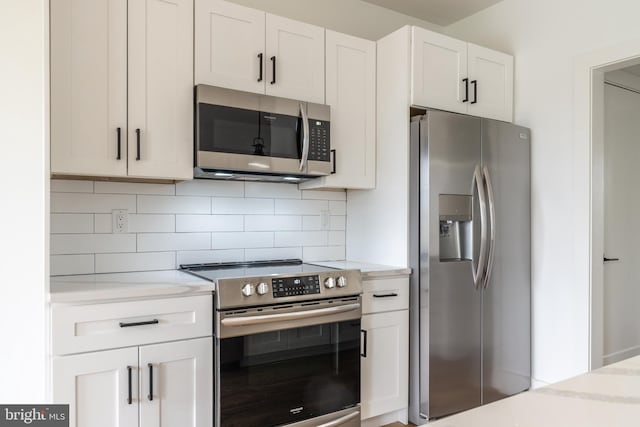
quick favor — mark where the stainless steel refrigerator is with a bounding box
[408,110,531,423]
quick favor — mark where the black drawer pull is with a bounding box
[373,293,399,298]
[331,149,337,174]
[135,128,141,160]
[462,78,469,103]
[270,56,276,84]
[119,319,159,328]
[127,366,133,405]
[148,363,154,401]
[361,329,367,358]
[257,53,263,82]
[116,127,122,160]
[471,80,478,104]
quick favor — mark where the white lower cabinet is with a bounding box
[53,337,212,427]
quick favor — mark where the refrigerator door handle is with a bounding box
[472,165,488,289]
[482,166,496,289]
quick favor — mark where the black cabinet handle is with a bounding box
[119,319,159,328]
[373,293,399,298]
[471,80,478,104]
[462,78,469,103]
[148,363,153,401]
[270,56,276,84]
[116,127,122,160]
[604,257,620,262]
[331,149,336,174]
[360,329,367,358]
[257,53,263,82]
[127,366,133,405]
[136,128,141,160]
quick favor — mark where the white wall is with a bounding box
[228,0,441,40]
[0,0,49,401]
[51,180,347,275]
[446,0,640,385]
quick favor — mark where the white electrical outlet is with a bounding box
[112,209,129,234]
[320,210,330,231]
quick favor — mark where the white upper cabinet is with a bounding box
[128,0,194,180]
[411,26,514,122]
[412,26,468,114]
[194,1,325,104]
[299,30,376,190]
[51,0,194,181]
[195,0,265,94]
[467,43,514,122]
[265,14,325,104]
[50,0,128,177]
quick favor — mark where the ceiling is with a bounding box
[361,0,504,26]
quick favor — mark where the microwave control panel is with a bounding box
[308,120,330,161]
[272,275,321,298]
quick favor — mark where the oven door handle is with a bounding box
[220,303,360,327]
[316,409,361,427]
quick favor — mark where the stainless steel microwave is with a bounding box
[194,85,331,182]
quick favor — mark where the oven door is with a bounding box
[215,298,362,427]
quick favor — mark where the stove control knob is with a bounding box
[256,282,269,296]
[324,277,336,289]
[337,276,347,288]
[242,284,255,297]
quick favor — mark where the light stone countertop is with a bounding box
[49,270,214,304]
[427,355,640,427]
[309,261,411,279]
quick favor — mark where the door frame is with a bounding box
[574,38,640,371]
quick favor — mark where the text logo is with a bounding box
[0,405,68,426]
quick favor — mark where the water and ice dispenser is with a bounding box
[439,194,473,261]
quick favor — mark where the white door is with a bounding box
[603,82,640,365]
[50,0,127,177]
[361,310,409,419]
[52,347,139,427]
[128,0,194,180]
[265,14,325,104]
[467,43,514,122]
[411,26,468,114]
[139,338,213,427]
[195,0,265,94]
[300,31,376,190]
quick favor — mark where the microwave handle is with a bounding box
[299,103,310,172]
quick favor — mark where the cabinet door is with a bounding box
[50,0,127,177]
[467,43,514,122]
[300,31,376,190]
[53,347,138,427]
[361,310,409,420]
[265,14,325,104]
[128,0,194,180]
[195,0,265,94]
[411,26,467,114]
[139,338,213,427]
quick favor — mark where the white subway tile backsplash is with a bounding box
[246,182,301,199]
[176,215,243,232]
[245,215,302,231]
[303,246,346,262]
[212,197,274,215]
[51,234,136,255]
[51,214,94,234]
[211,232,273,249]
[329,200,347,215]
[138,195,210,214]
[52,193,136,213]
[51,179,94,193]
[95,252,176,273]
[51,255,95,275]
[177,249,244,266]
[50,180,346,275]
[275,199,328,215]
[275,231,328,247]
[95,181,175,195]
[302,190,346,201]
[137,233,211,252]
[246,247,302,261]
[176,180,244,197]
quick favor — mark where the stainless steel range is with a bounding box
[181,259,363,427]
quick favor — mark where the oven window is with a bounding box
[218,320,361,427]
[199,104,301,159]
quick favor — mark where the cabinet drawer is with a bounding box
[52,295,213,355]
[362,277,409,314]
